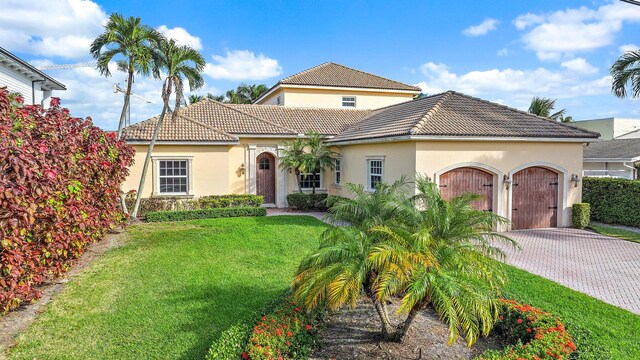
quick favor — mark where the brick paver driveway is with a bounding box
[501,228,640,315]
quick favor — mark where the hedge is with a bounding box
[572,203,590,229]
[582,177,640,227]
[125,194,264,218]
[0,89,134,314]
[286,193,328,211]
[145,207,266,222]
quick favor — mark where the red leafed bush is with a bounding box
[0,88,134,314]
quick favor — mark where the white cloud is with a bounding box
[560,58,598,75]
[203,50,282,81]
[157,25,202,50]
[463,18,499,37]
[416,61,610,109]
[0,0,107,59]
[619,43,639,53]
[497,48,509,57]
[514,1,640,60]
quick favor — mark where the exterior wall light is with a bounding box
[571,173,580,187]
[239,163,246,175]
[503,175,512,190]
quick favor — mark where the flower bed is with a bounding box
[206,293,323,360]
[478,299,576,359]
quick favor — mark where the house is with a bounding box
[0,47,66,106]
[572,117,640,140]
[122,63,599,230]
[583,138,640,179]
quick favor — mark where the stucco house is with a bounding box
[122,63,599,230]
[573,117,640,140]
[0,47,66,106]
[583,138,640,179]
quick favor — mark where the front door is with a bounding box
[256,153,276,204]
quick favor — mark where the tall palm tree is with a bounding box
[130,39,205,218]
[528,97,565,120]
[302,131,338,194]
[90,13,163,139]
[611,49,640,99]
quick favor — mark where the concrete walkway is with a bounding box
[502,228,640,315]
[266,208,328,222]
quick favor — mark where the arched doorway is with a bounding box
[256,153,276,204]
[439,167,494,212]
[511,166,559,229]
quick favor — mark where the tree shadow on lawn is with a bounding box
[161,281,288,360]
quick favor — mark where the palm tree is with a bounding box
[279,137,307,193]
[206,93,225,102]
[188,94,205,104]
[302,131,338,194]
[528,97,565,120]
[611,49,640,99]
[90,13,163,140]
[130,39,205,218]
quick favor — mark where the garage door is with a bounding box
[512,167,558,229]
[439,167,493,211]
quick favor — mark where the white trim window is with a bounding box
[367,159,384,190]
[158,160,189,194]
[334,158,342,185]
[299,172,321,189]
[342,96,356,107]
[276,95,282,106]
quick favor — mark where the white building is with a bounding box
[0,47,66,106]
[573,117,640,140]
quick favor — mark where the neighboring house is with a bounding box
[122,63,599,230]
[0,47,66,106]
[583,138,640,180]
[573,117,640,140]
[254,62,421,109]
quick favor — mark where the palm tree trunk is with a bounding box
[295,168,303,193]
[392,299,427,342]
[372,298,395,340]
[116,69,134,140]
[130,103,168,218]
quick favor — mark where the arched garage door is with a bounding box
[512,167,558,229]
[439,167,493,211]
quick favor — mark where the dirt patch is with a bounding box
[311,298,501,360]
[0,229,128,357]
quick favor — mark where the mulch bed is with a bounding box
[311,298,501,360]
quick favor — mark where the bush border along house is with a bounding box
[582,177,640,226]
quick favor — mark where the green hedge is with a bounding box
[572,203,590,229]
[582,177,640,227]
[126,194,264,218]
[286,193,329,211]
[145,207,266,222]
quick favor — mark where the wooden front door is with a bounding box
[439,167,493,211]
[256,153,276,204]
[512,167,558,229]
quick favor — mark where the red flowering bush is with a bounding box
[478,299,576,360]
[243,296,321,360]
[0,88,134,314]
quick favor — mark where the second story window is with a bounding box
[342,96,356,107]
[277,95,282,105]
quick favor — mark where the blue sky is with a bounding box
[2,0,640,130]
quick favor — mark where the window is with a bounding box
[367,159,383,190]
[259,157,270,170]
[276,95,282,106]
[158,160,188,194]
[334,158,342,185]
[342,96,356,107]
[299,172,321,189]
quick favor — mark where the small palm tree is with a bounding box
[188,94,205,104]
[279,137,307,193]
[130,39,205,218]
[611,49,640,99]
[90,13,163,139]
[528,97,565,120]
[302,131,338,194]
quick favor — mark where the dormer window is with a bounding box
[277,95,282,106]
[342,96,356,107]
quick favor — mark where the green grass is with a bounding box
[587,223,640,244]
[503,265,640,359]
[7,216,327,360]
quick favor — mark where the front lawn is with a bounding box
[7,216,326,360]
[587,223,640,244]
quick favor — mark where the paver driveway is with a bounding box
[501,228,640,314]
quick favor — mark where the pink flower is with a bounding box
[38,144,48,154]
[517,319,523,324]
[44,169,57,179]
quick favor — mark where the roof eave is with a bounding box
[328,135,600,146]
[125,140,239,145]
[584,157,640,162]
[0,47,66,90]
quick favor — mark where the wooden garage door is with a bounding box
[439,167,493,211]
[512,167,558,229]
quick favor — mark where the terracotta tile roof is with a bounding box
[226,104,371,135]
[277,62,422,92]
[329,91,601,142]
[122,112,239,143]
[584,138,640,160]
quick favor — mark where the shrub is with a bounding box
[572,203,590,229]
[145,207,266,222]
[286,193,328,211]
[206,322,252,360]
[478,299,576,360]
[582,177,640,227]
[0,89,134,314]
[125,194,264,218]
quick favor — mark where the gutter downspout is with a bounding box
[622,162,637,180]
[31,79,44,105]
